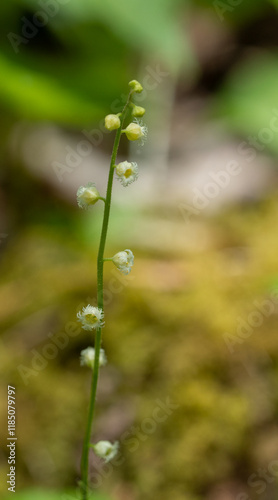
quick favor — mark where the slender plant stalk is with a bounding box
[80,92,133,500]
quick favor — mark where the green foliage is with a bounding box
[216,54,278,155]
[0,53,104,125]
[25,0,190,72]
[269,0,278,7]
[195,0,269,24]
[2,1,278,498]
[0,0,195,125]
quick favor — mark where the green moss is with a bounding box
[2,196,278,498]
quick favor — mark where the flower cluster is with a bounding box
[76,80,146,485]
[76,80,146,209]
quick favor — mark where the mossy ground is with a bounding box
[1,195,278,499]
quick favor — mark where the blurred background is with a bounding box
[1,1,278,499]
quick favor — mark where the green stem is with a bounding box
[80,91,132,500]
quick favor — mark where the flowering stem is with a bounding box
[80,92,132,500]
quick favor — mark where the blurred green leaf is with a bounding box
[25,0,193,73]
[269,0,278,7]
[195,0,268,25]
[216,53,278,155]
[0,0,196,124]
[0,53,104,125]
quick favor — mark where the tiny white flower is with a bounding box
[112,249,134,275]
[77,305,104,331]
[77,182,100,210]
[93,440,119,463]
[80,347,107,369]
[105,114,121,131]
[115,161,138,187]
[122,120,148,142]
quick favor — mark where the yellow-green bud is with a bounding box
[77,183,101,209]
[123,123,143,141]
[105,114,121,131]
[129,80,143,93]
[122,122,148,141]
[131,105,146,117]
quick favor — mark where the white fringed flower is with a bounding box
[77,183,100,210]
[80,347,107,369]
[122,120,148,142]
[93,441,119,463]
[115,161,138,187]
[112,249,134,275]
[77,305,104,331]
[105,114,121,131]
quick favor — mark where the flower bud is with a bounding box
[112,249,134,274]
[93,441,119,462]
[122,122,147,142]
[77,183,100,210]
[129,80,143,93]
[131,104,146,117]
[105,114,121,131]
[80,347,107,369]
[115,161,138,186]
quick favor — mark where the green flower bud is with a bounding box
[105,114,121,131]
[129,80,143,93]
[122,121,148,142]
[131,104,146,117]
